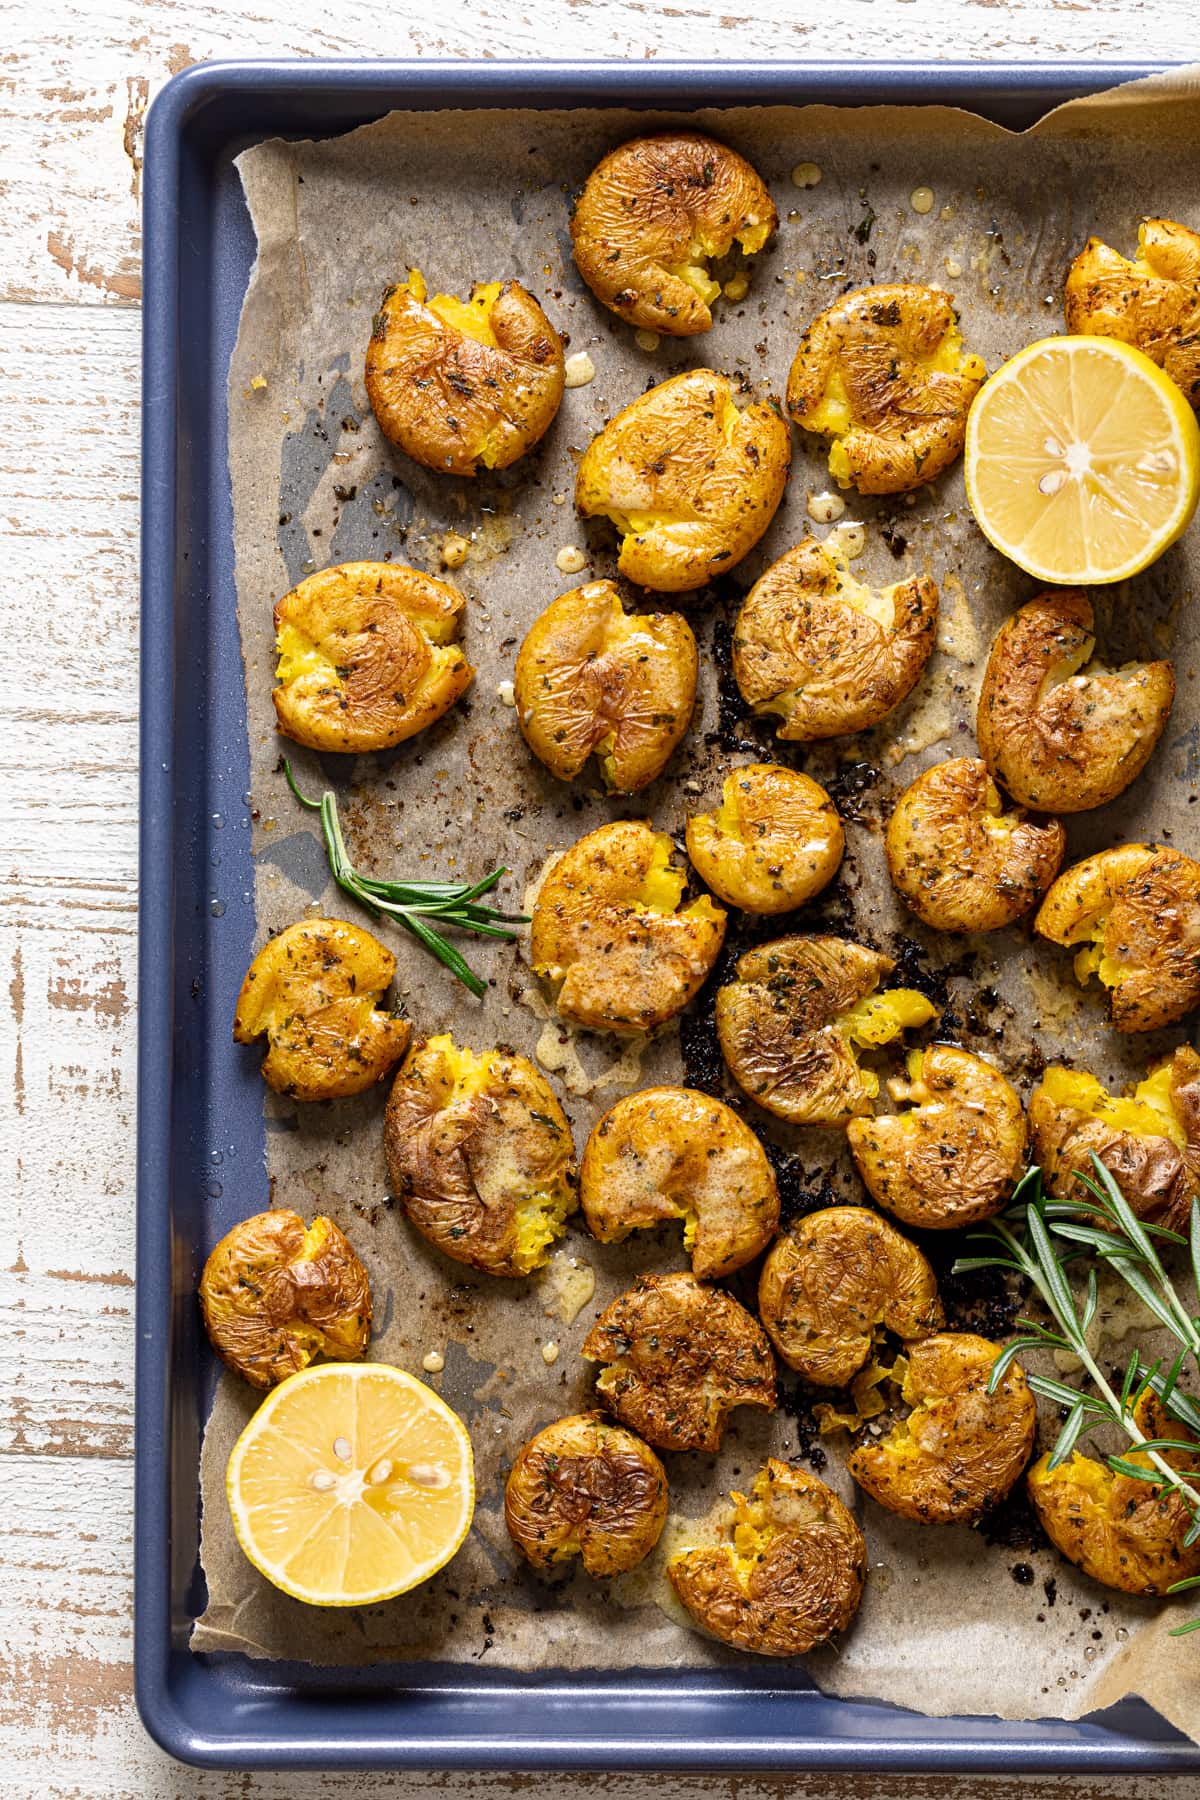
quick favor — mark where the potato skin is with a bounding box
[575,369,790,593]
[366,274,564,475]
[786,284,984,494]
[885,757,1065,933]
[668,1459,866,1657]
[232,918,411,1102]
[504,1413,668,1576]
[1028,1393,1200,1597]
[732,537,939,741]
[848,1332,1037,1525]
[686,764,844,915]
[531,821,726,1034]
[570,133,777,336]
[582,1270,776,1453]
[847,1045,1027,1230]
[715,935,915,1126]
[383,1036,576,1277]
[1064,219,1200,408]
[976,590,1174,813]
[758,1207,943,1386]
[272,561,474,754]
[1035,844,1200,1033]
[198,1209,371,1388]
[1029,1048,1200,1234]
[580,1086,779,1279]
[514,581,697,793]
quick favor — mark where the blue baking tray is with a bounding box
[137,58,1200,1772]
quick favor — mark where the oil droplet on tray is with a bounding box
[564,351,596,388]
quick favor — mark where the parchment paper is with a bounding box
[193,70,1200,1741]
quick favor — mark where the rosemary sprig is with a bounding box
[282,760,526,999]
[955,1159,1200,1633]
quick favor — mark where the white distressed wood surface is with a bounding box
[6,1,1200,1791]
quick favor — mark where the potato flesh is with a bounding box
[788,286,985,494]
[429,1039,580,1265]
[807,329,977,447]
[1038,1062,1186,1151]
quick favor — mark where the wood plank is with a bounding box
[9,7,1200,307]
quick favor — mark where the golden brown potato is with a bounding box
[581,1270,776,1453]
[715,935,938,1126]
[198,1209,371,1389]
[847,1332,1037,1525]
[513,581,697,793]
[1028,1391,1200,1597]
[1064,219,1200,408]
[570,132,777,336]
[685,764,844,914]
[885,757,1066,934]
[365,269,564,475]
[233,918,411,1102]
[757,1207,943,1386]
[383,1034,576,1277]
[786,284,986,494]
[504,1413,668,1576]
[731,537,940,741]
[668,1459,866,1656]
[579,1086,779,1279]
[272,561,474,754]
[847,1045,1027,1231]
[1035,843,1200,1033]
[574,369,790,593]
[530,821,726,1034]
[1029,1049,1200,1234]
[976,590,1174,813]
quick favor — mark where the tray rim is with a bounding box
[136,54,1200,1774]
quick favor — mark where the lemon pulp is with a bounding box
[964,334,1200,584]
[226,1362,474,1606]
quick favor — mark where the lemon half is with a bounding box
[964,335,1200,584]
[226,1362,475,1607]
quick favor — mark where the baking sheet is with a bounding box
[192,74,1200,1740]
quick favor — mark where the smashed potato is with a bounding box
[976,590,1174,813]
[1029,1050,1200,1234]
[579,1086,779,1279]
[514,580,697,793]
[198,1209,371,1389]
[530,821,726,1033]
[715,935,938,1125]
[383,1034,576,1277]
[1064,219,1200,408]
[731,537,939,741]
[847,1332,1037,1525]
[582,1270,776,1453]
[848,1045,1027,1230]
[504,1413,668,1576]
[571,132,777,336]
[668,1460,866,1657]
[233,918,411,1102]
[574,369,790,593]
[1035,843,1200,1033]
[757,1206,943,1387]
[272,561,474,753]
[685,763,844,914]
[786,284,985,494]
[1028,1391,1200,1597]
[885,757,1066,934]
[365,268,565,475]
